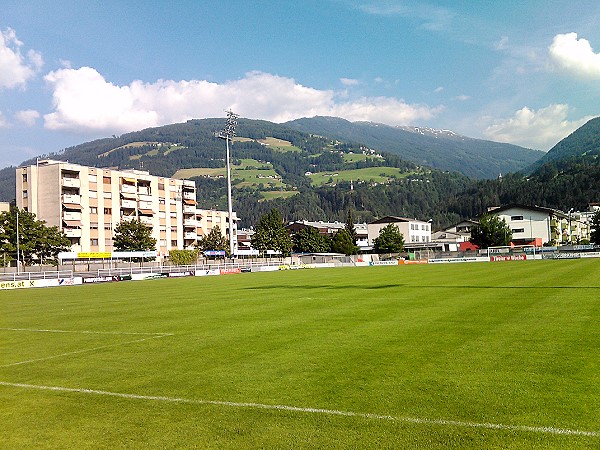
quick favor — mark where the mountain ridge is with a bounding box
[285,116,544,179]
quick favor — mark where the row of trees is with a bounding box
[4,204,599,269]
[249,209,405,256]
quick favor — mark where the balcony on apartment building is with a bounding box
[183,191,196,200]
[139,215,153,226]
[183,204,196,214]
[138,185,151,196]
[138,193,153,203]
[61,177,80,188]
[121,199,137,209]
[63,211,82,221]
[63,228,82,238]
[184,231,198,240]
[62,194,81,204]
[183,218,197,228]
[120,183,137,194]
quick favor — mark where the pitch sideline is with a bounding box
[0,381,597,438]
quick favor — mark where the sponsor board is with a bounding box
[251,266,279,273]
[195,269,221,277]
[429,257,484,264]
[1,278,83,290]
[220,268,241,275]
[580,252,600,258]
[370,260,398,266]
[167,271,194,278]
[491,255,527,262]
[83,276,118,283]
[546,253,582,260]
[0,280,34,290]
[399,259,428,265]
[130,273,168,281]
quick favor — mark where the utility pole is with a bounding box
[16,208,20,274]
[218,110,239,258]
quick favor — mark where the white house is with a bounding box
[488,204,590,246]
[367,216,431,247]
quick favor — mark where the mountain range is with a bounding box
[286,116,544,179]
[0,115,598,229]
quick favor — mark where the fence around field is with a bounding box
[1,245,599,283]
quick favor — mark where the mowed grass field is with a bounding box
[1,260,599,448]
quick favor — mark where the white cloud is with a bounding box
[494,36,509,51]
[340,77,360,86]
[454,94,470,101]
[43,67,441,134]
[433,86,444,93]
[0,111,9,128]
[15,109,40,126]
[0,28,43,89]
[357,1,453,32]
[548,32,600,78]
[484,104,593,150]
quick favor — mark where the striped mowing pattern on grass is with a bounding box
[2,260,599,448]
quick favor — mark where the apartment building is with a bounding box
[196,208,239,253]
[16,160,198,256]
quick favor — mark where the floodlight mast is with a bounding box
[218,110,239,258]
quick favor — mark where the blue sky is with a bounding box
[2,0,600,169]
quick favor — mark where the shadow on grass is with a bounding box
[244,284,600,290]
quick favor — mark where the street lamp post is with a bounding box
[218,110,239,258]
[568,208,574,244]
[16,208,20,274]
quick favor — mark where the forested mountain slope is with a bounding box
[286,116,544,179]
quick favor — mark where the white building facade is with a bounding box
[489,204,590,245]
[367,216,431,247]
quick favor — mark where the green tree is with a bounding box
[0,207,70,266]
[469,214,512,249]
[373,223,405,254]
[331,228,358,255]
[345,209,359,247]
[251,209,293,256]
[113,219,157,252]
[197,226,229,256]
[293,226,331,253]
[168,249,199,265]
[590,210,600,244]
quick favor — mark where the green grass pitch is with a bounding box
[1,260,599,448]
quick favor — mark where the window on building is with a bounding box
[104,208,112,215]
[512,228,525,233]
[103,192,112,199]
[89,174,97,182]
[90,239,99,246]
[90,223,98,230]
[22,174,27,182]
[103,176,111,184]
[171,240,177,247]
[511,215,524,221]
[90,207,98,214]
[22,190,28,198]
[89,190,97,198]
